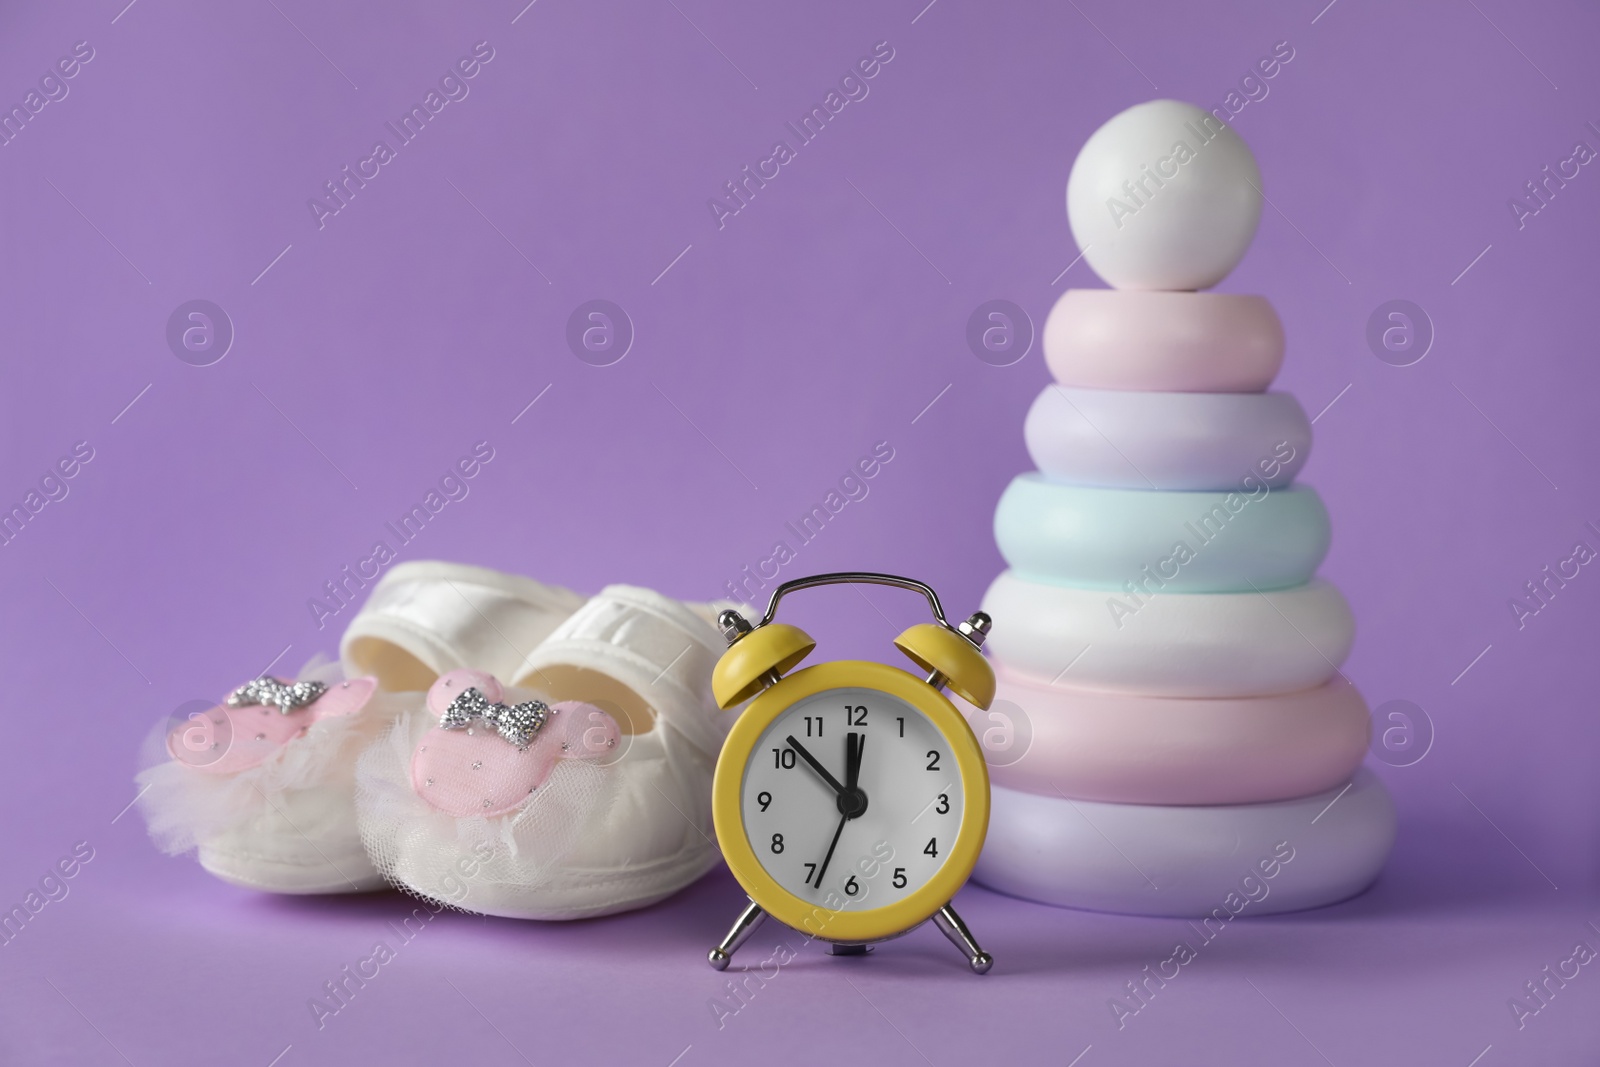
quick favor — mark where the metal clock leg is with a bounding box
[933,903,993,974]
[708,899,768,970]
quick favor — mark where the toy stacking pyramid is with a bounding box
[971,101,1395,917]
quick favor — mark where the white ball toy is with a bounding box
[1067,99,1262,290]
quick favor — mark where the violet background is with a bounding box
[2,0,1598,1063]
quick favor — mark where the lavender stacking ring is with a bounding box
[1025,386,1311,491]
[973,769,1395,916]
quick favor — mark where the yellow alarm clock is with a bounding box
[706,572,997,974]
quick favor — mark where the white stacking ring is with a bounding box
[982,571,1352,697]
[972,669,1370,805]
[1043,290,1284,393]
[973,769,1395,916]
[994,474,1331,593]
[1024,386,1311,491]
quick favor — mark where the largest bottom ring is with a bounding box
[972,769,1395,917]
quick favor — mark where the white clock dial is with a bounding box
[739,686,964,913]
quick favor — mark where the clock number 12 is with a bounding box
[846,705,868,727]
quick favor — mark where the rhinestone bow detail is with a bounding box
[440,687,550,749]
[226,677,328,716]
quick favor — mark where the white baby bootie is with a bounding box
[355,584,740,919]
[339,560,587,690]
[136,662,404,893]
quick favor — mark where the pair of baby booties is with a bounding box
[136,562,743,920]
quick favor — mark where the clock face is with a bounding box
[739,686,965,916]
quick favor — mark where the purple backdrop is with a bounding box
[3,0,1598,1063]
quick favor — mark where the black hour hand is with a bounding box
[845,731,863,793]
[786,735,846,796]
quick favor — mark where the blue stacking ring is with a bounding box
[993,473,1330,593]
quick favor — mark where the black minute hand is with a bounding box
[786,735,846,796]
[812,733,857,887]
[812,812,847,887]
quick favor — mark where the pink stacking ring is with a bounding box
[969,669,1370,806]
[1043,290,1284,393]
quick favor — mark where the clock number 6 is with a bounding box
[844,875,860,896]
